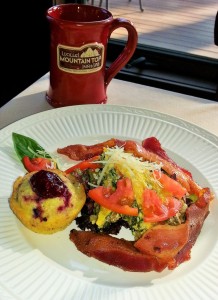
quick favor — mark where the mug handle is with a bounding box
[105,18,138,87]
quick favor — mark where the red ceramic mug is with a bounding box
[46,4,138,107]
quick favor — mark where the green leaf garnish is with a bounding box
[12,132,52,161]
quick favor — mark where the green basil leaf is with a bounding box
[12,132,52,161]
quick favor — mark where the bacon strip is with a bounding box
[134,223,189,263]
[57,137,214,201]
[57,138,124,160]
[123,140,201,194]
[170,203,210,269]
[142,137,193,177]
[57,138,197,193]
[70,229,167,272]
[134,203,209,270]
[69,203,210,272]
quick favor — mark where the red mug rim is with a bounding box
[47,4,113,24]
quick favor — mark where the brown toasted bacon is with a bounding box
[70,229,167,272]
[67,137,213,272]
[134,203,209,270]
[170,203,210,269]
[142,137,193,178]
[69,203,210,272]
[57,138,125,160]
[123,140,203,195]
[57,137,204,194]
[134,223,189,263]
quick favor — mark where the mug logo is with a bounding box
[57,43,104,74]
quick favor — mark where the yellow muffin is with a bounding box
[9,169,86,234]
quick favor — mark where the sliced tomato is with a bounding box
[142,188,182,222]
[153,170,187,199]
[65,155,101,174]
[22,156,56,172]
[165,197,183,217]
[88,178,138,216]
[142,189,168,222]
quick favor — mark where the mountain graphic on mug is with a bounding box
[81,48,100,57]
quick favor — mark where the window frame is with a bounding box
[107,39,218,101]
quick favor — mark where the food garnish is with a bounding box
[12,132,57,172]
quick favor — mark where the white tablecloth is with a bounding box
[0,73,217,136]
[0,72,218,300]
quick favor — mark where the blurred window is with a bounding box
[104,0,218,100]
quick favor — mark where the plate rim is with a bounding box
[0,104,218,300]
[0,104,217,144]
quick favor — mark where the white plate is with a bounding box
[0,104,217,300]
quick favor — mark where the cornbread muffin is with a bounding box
[9,169,86,234]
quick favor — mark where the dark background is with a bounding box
[0,0,52,107]
[0,0,94,108]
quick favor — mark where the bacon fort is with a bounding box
[58,137,214,272]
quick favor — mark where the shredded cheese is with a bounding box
[96,146,162,186]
